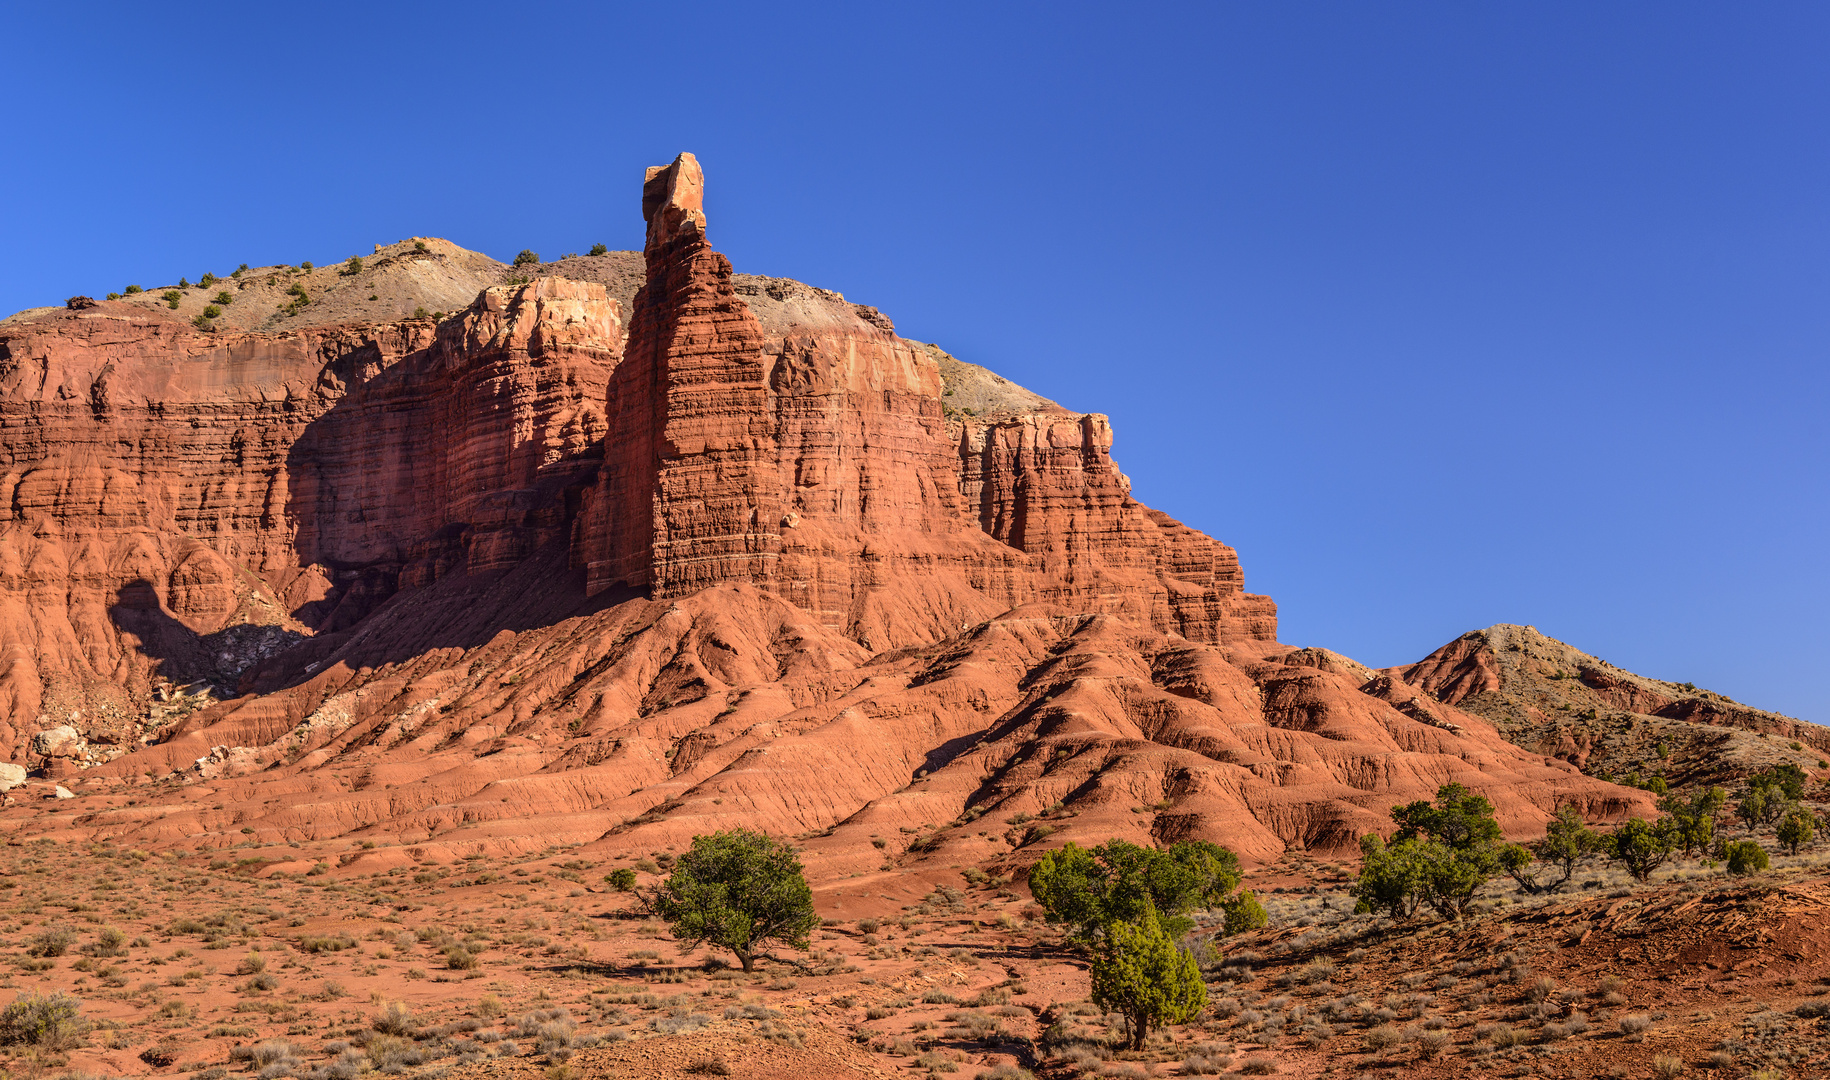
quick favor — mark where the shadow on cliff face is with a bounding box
[278,327,616,659]
[238,544,637,696]
[109,580,308,696]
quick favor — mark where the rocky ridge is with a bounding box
[1401,623,1825,788]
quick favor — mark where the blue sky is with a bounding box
[4,2,1826,718]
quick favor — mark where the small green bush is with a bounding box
[414,241,429,252]
[124,284,143,294]
[513,249,540,267]
[178,277,191,289]
[300,261,314,271]
[214,290,234,305]
[162,290,183,309]
[344,256,363,275]
[234,263,248,276]
[202,305,222,319]
[605,868,637,891]
[588,243,608,256]
[0,991,88,1048]
[192,315,215,331]
[106,292,120,301]
[199,272,217,287]
[1725,840,1769,876]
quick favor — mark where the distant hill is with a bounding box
[1400,623,1825,789]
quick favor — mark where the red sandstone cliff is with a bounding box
[0,152,1660,876]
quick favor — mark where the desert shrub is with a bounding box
[0,991,87,1048]
[685,1060,731,1076]
[1651,1054,1685,1078]
[588,244,608,256]
[300,262,313,271]
[372,1000,417,1037]
[1363,1024,1402,1050]
[215,290,234,305]
[163,290,183,309]
[193,314,216,331]
[203,304,222,319]
[344,257,363,275]
[125,284,143,294]
[249,1040,296,1067]
[1619,1013,1652,1038]
[446,944,480,970]
[514,250,539,267]
[366,1034,418,1070]
[26,928,75,957]
[606,868,637,891]
[1725,841,1769,876]
[1416,1029,1450,1058]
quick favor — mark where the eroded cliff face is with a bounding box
[0,278,621,759]
[578,153,1274,651]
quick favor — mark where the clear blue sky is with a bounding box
[4,3,1825,720]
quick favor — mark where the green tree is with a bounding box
[1608,817,1676,882]
[604,868,637,891]
[1414,838,1490,919]
[588,243,608,256]
[1350,833,1425,921]
[1359,782,1505,919]
[1088,908,1206,1050]
[1776,807,1817,855]
[1659,786,1726,857]
[1218,888,1267,935]
[214,290,234,305]
[1725,839,1769,875]
[1751,764,1808,800]
[1737,786,1765,831]
[1029,839,1242,943]
[344,256,364,275]
[1499,805,1602,895]
[1390,782,1503,854]
[514,249,540,267]
[655,829,818,973]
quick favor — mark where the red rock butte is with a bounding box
[0,152,1650,881]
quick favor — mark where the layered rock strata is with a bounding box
[0,279,620,756]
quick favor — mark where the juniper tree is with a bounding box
[1029,839,1243,943]
[655,829,817,973]
[1089,908,1206,1050]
